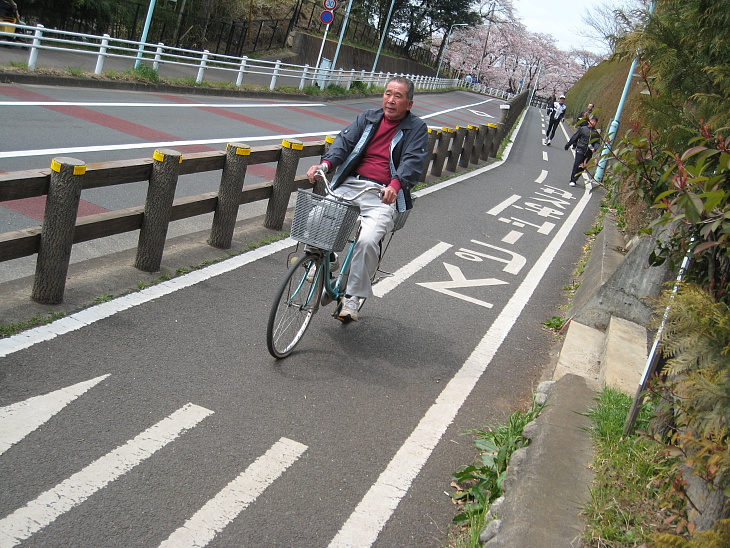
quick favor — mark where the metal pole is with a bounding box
[372,0,396,72]
[315,23,330,84]
[594,0,656,182]
[330,0,354,81]
[436,23,467,79]
[135,0,157,69]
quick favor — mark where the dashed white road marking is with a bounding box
[0,403,213,548]
[159,437,307,548]
[486,194,521,216]
[543,151,549,161]
[535,169,548,184]
[502,230,523,244]
[0,374,109,456]
[372,242,452,298]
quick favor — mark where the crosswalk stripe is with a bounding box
[159,437,308,547]
[0,403,213,548]
[0,374,110,456]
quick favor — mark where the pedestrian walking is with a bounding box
[565,116,599,186]
[576,103,595,127]
[544,95,566,145]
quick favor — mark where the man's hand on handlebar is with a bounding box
[380,185,397,205]
[306,163,328,184]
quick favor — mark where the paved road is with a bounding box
[0,86,598,545]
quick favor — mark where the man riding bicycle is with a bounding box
[306,76,429,321]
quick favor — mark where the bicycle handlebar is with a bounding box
[315,168,383,202]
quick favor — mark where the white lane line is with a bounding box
[328,184,594,548]
[0,238,295,358]
[159,437,307,548]
[0,403,213,548]
[372,242,452,298]
[1,99,501,159]
[0,374,109,456]
[535,169,548,184]
[0,102,326,108]
[420,99,495,120]
[0,132,334,159]
[543,151,548,161]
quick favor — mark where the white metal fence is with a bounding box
[0,22,513,98]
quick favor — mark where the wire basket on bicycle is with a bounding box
[290,190,360,252]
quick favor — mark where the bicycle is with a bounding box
[266,169,409,359]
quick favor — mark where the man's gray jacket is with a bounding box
[321,108,429,211]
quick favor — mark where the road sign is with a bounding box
[323,0,337,9]
[320,10,334,24]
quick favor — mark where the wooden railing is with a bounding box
[0,92,527,304]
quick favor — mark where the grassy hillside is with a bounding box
[564,58,644,135]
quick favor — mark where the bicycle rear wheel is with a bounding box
[267,253,323,358]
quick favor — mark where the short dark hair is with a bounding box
[386,76,415,101]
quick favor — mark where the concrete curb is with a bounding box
[478,214,662,546]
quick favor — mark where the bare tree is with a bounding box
[578,0,649,54]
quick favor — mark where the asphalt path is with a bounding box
[0,91,600,546]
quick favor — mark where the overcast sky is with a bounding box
[513,0,604,53]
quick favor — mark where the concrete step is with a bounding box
[552,315,648,395]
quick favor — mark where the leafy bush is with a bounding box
[133,64,160,84]
[450,394,544,524]
[649,284,730,500]
[350,80,368,93]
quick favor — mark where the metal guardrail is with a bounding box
[0,22,463,92]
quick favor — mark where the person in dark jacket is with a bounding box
[306,76,429,321]
[565,116,599,186]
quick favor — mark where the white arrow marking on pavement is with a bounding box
[535,169,548,184]
[372,242,452,298]
[159,437,308,548]
[0,374,110,456]
[466,109,495,118]
[0,403,213,548]
[416,263,509,308]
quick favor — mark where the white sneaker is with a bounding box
[569,181,577,186]
[337,297,359,321]
[546,139,551,146]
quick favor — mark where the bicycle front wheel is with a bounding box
[267,253,323,358]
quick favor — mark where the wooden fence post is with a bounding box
[32,157,86,304]
[472,124,487,164]
[265,138,303,231]
[420,128,440,183]
[446,126,467,172]
[208,143,250,249]
[135,148,182,272]
[460,125,477,168]
[431,127,453,177]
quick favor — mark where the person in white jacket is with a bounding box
[545,95,567,145]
